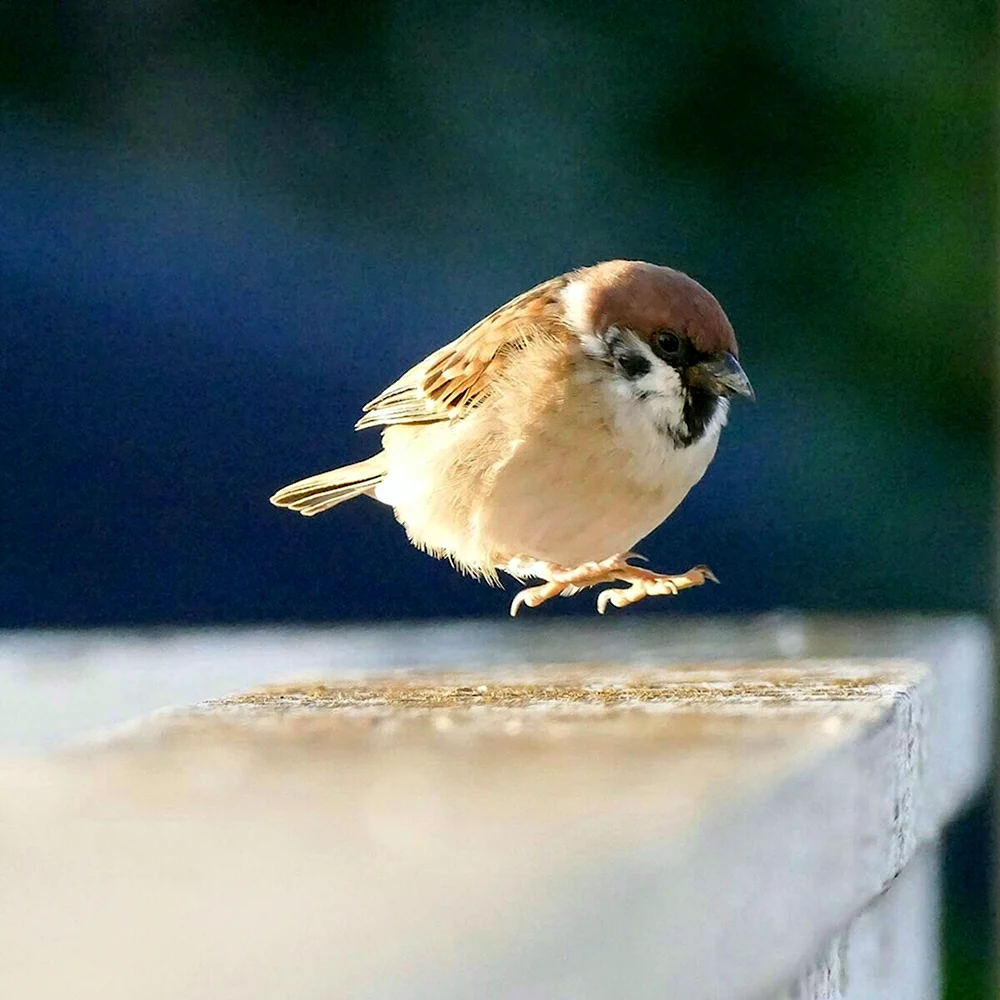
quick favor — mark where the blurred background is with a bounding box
[0,0,994,994]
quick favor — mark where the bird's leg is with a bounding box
[594,564,718,614]
[508,555,637,616]
[508,555,717,616]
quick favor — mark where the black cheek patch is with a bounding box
[616,350,651,380]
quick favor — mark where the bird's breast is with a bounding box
[479,368,725,567]
[377,348,725,574]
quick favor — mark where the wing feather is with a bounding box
[355,275,569,431]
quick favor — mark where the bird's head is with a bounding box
[563,260,754,446]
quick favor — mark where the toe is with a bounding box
[596,588,617,614]
[597,585,640,613]
[510,581,566,616]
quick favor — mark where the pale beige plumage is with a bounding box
[270,260,753,614]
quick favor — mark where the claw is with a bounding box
[510,581,568,616]
[596,588,621,615]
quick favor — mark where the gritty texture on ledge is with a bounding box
[207,662,920,711]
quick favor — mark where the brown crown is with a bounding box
[580,260,738,358]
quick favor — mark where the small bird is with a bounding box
[271,260,753,615]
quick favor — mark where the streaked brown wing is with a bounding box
[355,275,569,431]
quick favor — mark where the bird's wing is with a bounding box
[355,276,570,430]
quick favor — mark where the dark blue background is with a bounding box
[1,122,991,625]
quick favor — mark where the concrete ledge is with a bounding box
[781,843,941,1000]
[0,617,990,999]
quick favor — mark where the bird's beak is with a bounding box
[689,351,755,401]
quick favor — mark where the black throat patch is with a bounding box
[675,387,720,447]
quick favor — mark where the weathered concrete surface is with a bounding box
[0,638,989,1000]
[780,844,940,1000]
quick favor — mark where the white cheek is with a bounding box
[607,334,688,434]
[635,355,687,426]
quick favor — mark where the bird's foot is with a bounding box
[595,564,718,614]
[508,554,637,616]
[509,555,716,616]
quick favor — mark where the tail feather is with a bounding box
[270,453,387,516]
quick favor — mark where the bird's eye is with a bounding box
[653,331,682,360]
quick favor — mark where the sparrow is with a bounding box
[270,260,753,615]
